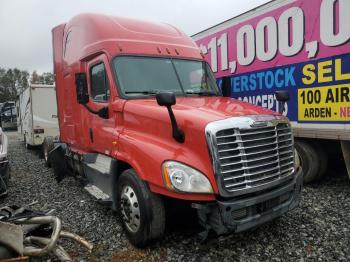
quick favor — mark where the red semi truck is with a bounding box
[51,14,303,247]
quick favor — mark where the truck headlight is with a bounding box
[162,161,213,193]
[294,149,301,172]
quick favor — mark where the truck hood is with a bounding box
[124,96,279,127]
[121,96,281,194]
[122,95,281,148]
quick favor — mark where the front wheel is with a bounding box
[117,169,165,247]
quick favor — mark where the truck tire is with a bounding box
[295,140,319,183]
[313,143,328,180]
[24,135,32,150]
[42,136,55,167]
[117,169,165,247]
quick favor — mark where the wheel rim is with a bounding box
[120,185,140,233]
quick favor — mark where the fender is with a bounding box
[113,132,218,201]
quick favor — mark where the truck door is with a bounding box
[86,55,116,154]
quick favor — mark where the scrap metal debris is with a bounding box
[0,205,93,261]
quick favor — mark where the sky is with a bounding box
[0,0,270,73]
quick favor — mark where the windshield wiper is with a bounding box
[185,90,218,96]
[125,90,158,96]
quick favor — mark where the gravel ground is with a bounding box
[1,131,350,261]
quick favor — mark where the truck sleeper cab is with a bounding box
[51,14,303,247]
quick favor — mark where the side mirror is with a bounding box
[156,92,185,143]
[75,73,89,104]
[156,92,176,107]
[221,76,231,97]
[275,90,290,102]
[275,90,290,114]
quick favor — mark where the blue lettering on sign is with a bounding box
[217,53,350,123]
[257,72,264,90]
[231,66,296,92]
[275,69,284,88]
[265,71,274,89]
[249,74,257,91]
[285,67,296,86]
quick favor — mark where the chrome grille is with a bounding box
[206,116,295,196]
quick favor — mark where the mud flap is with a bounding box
[341,140,350,179]
[49,144,69,183]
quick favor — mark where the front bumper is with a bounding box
[196,168,303,235]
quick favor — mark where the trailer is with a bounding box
[17,84,59,160]
[193,0,350,183]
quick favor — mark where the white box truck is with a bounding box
[17,84,59,164]
[193,0,350,183]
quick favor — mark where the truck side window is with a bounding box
[90,63,110,102]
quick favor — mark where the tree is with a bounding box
[42,72,54,85]
[0,67,53,103]
[20,71,29,90]
[31,70,40,84]
[30,71,54,85]
[0,67,31,102]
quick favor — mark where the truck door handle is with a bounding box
[89,128,94,143]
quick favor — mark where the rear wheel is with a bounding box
[295,140,320,183]
[24,135,32,150]
[42,136,55,167]
[117,169,165,247]
[313,143,328,179]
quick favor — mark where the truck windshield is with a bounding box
[112,56,220,98]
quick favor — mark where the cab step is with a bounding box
[82,153,116,208]
[85,154,111,175]
[84,184,110,201]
